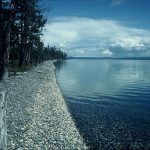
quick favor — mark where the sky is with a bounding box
[41,0,150,57]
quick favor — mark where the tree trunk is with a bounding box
[0,0,4,80]
[19,16,24,67]
[0,0,9,80]
[0,1,11,80]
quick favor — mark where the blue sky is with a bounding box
[41,0,150,57]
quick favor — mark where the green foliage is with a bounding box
[0,0,66,80]
[44,46,67,60]
[8,0,66,67]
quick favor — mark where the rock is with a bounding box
[1,61,88,150]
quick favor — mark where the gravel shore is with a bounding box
[1,61,87,150]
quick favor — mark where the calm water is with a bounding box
[55,59,150,150]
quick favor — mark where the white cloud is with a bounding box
[111,37,145,50]
[111,0,127,6]
[42,16,150,57]
[101,49,113,56]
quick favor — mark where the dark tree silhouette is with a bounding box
[0,0,14,80]
[0,0,66,80]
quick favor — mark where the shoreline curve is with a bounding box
[1,61,88,149]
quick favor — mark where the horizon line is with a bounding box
[67,56,150,60]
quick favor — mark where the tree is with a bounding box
[11,0,47,67]
[0,0,14,80]
[0,0,66,81]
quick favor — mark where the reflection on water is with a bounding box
[55,59,150,150]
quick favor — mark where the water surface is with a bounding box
[55,59,150,150]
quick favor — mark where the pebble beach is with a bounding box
[1,61,87,150]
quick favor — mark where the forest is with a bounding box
[0,0,66,80]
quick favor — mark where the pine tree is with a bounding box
[0,0,66,80]
[0,0,14,80]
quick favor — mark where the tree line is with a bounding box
[0,0,66,80]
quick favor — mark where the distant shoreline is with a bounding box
[67,57,150,60]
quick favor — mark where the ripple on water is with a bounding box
[56,59,150,150]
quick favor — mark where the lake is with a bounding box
[55,59,150,150]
